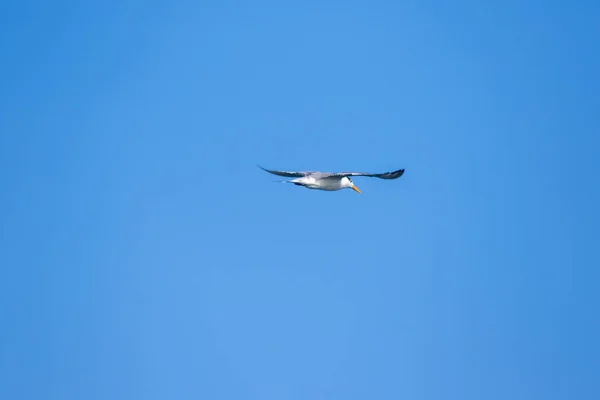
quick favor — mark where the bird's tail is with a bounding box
[273,180,304,187]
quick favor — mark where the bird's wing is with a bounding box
[257,165,313,177]
[331,168,405,179]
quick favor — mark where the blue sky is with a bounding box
[1,1,599,399]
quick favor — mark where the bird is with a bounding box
[258,165,405,194]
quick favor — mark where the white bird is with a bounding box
[258,165,405,194]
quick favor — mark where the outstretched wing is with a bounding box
[257,165,313,178]
[332,168,405,180]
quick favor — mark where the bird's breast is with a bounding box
[313,178,343,191]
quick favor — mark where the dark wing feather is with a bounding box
[333,168,405,179]
[257,165,312,178]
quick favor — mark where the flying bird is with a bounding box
[258,165,405,194]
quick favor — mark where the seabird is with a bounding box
[258,165,405,194]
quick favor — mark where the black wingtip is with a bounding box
[385,168,405,179]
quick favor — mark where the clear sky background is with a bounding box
[1,1,599,399]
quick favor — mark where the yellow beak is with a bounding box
[351,185,361,194]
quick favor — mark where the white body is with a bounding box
[290,176,356,192]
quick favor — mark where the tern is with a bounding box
[258,165,405,194]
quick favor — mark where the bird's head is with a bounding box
[342,177,361,194]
